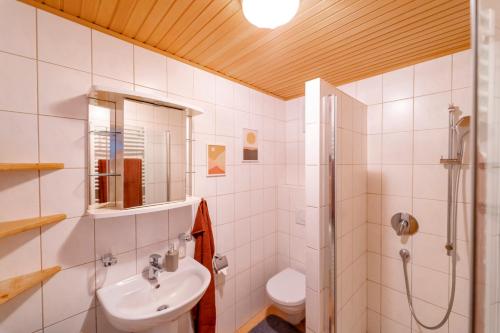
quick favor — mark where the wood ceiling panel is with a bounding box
[145,0,194,46]
[23,0,471,100]
[254,2,469,88]
[80,0,100,22]
[121,0,157,37]
[134,0,175,42]
[164,0,232,53]
[232,0,461,80]
[108,0,138,33]
[62,0,81,16]
[94,0,118,27]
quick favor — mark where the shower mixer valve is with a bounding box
[391,212,419,236]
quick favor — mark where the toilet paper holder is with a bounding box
[212,253,228,275]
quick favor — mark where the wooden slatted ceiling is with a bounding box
[22,0,470,100]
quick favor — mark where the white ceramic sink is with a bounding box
[97,256,211,332]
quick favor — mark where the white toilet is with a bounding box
[265,268,306,325]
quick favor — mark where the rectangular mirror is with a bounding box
[88,96,190,210]
[123,99,187,207]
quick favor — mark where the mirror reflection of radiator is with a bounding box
[92,126,146,206]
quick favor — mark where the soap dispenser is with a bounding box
[164,243,179,272]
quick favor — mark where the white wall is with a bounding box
[0,2,286,332]
[275,97,306,273]
[338,50,473,333]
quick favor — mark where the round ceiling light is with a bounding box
[242,0,300,29]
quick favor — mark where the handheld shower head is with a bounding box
[455,115,471,143]
[455,115,470,159]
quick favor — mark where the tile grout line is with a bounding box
[89,28,100,333]
[32,8,48,332]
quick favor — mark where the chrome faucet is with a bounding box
[146,254,163,281]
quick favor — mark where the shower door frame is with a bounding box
[326,94,337,333]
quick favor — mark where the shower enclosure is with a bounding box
[473,0,500,332]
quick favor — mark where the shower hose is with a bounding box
[399,161,462,330]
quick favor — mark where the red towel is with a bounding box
[191,199,216,333]
[97,159,143,208]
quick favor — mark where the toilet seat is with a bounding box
[266,268,305,306]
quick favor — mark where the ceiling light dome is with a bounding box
[242,0,300,29]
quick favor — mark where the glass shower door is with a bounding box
[474,1,500,332]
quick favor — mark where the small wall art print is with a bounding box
[207,144,226,176]
[243,129,258,161]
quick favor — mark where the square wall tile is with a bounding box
[41,216,94,269]
[44,308,96,333]
[37,10,91,71]
[136,210,169,247]
[0,0,36,58]
[168,206,193,239]
[380,286,411,327]
[380,195,412,226]
[0,172,39,221]
[356,75,383,105]
[413,128,448,164]
[216,76,235,108]
[42,262,95,326]
[452,49,472,89]
[0,229,41,280]
[167,58,193,98]
[413,91,451,130]
[38,62,91,119]
[0,111,38,163]
[134,46,167,91]
[39,116,86,168]
[92,30,133,82]
[95,215,136,259]
[413,165,447,200]
[0,52,37,114]
[413,198,447,237]
[0,288,42,333]
[382,99,413,133]
[234,84,250,112]
[414,55,452,96]
[381,165,412,197]
[367,104,382,134]
[412,265,449,308]
[40,169,87,219]
[193,68,216,103]
[96,250,137,289]
[383,66,414,102]
[381,132,412,165]
[215,106,235,137]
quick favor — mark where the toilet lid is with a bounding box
[266,268,305,306]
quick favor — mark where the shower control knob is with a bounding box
[391,212,418,236]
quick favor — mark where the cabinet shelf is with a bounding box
[0,214,67,239]
[88,196,200,219]
[89,130,121,136]
[0,163,64,171]
[0,266,61,304]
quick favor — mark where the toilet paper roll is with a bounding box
[213,254,228,274]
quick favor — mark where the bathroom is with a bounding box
[0,0,498,332]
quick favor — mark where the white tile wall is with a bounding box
[339,50,473,333]
[0,3,285,332]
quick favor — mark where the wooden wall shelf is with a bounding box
[0,214,67,239]
[0,266,61,304]
[0,163,64,171]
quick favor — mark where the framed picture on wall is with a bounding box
[242,128,258,162]
[207,144,226,176]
